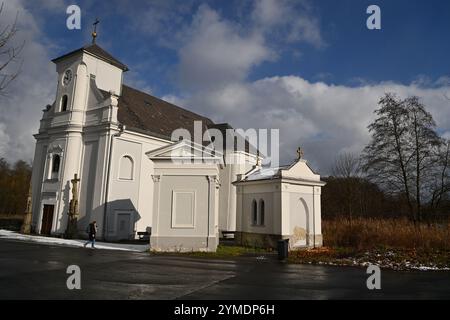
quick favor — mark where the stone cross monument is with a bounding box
[65,173,80,238]
[20,183,32,234]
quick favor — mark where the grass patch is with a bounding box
[152,244,273,258]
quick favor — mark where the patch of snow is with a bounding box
[412,265,450,271]
[0,229,149,252]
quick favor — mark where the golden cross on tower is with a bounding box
[92,18,100,44]
[296,147,304,160]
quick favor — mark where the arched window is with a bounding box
[61,95,68,112]
[252,199,257,225]
[259,199,265,226]
[52,155,60,173]
[119,155,134,180]
[51,155,60,179]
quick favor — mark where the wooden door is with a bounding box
[40,205,54,235]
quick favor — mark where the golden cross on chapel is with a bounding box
[296,147,304,160]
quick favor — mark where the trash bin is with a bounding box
[277,239,289,260]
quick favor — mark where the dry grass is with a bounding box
[289,218,450,270]
[323,218,450,251]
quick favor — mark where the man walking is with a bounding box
[84,221,97,249]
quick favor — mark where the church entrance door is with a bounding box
[41,204,54,235]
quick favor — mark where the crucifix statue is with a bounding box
[21,183,33,234]
[70,174,80,219]
[92,18,100,44]
[296,147,304,160]
[66,173,80,238]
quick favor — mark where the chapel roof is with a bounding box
[237,160,324,185]
[241,166,290,181]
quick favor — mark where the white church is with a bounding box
[29,41,325,252]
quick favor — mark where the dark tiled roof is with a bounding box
[207,123,256,154]
[52,44,129,71]
[117,85,214,141]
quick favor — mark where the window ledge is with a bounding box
[118,178,134,181]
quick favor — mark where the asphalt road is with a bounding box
[0,239,449,300]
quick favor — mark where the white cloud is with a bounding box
[177,4,274,90]
[252,0,324,48]
[176,76,450,174]
[2,0,449,180]
[0,0,55,163]
[150,2,449,173]
[252,0,285,26]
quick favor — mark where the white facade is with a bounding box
[30,44,323,252]
[147,141,221,252]
[234,159,325,249]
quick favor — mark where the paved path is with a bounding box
[0,239,449,299]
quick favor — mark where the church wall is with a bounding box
[218,151,258,235]
[76,131,106,239]
[78,139,98,230]
[218,163,232,233]
[149,154,220,252]
[284,184,323,248]
[58,132,84,234]
[235,180,323,249]
[31,141,48,230]
[85,105,108,125]
[158,176,209,237]
[235,181,282,248]
[313,186,323,246]
[83,54,123,95]
[104,131,170,240]
[107,137,141,240]
[31,131,81,236]
[287,190,312,248]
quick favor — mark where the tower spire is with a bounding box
[92,18,100,44]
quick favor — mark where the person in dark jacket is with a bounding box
[84,221,97,249]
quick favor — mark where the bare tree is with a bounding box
[428,139,450,216]
[363,93,445,222]
[363,93,416,220]
[330,152,363,221]
[0,2,23,95]
[405,96,441,220]
[332,152,362,178]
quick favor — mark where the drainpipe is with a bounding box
[206,176,211,250]
[102,123,125,240]
[312,186,316,248]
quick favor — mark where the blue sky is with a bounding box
[30,0,450,95]
[1,0,450,171]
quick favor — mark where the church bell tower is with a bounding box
[31,26,128,236]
